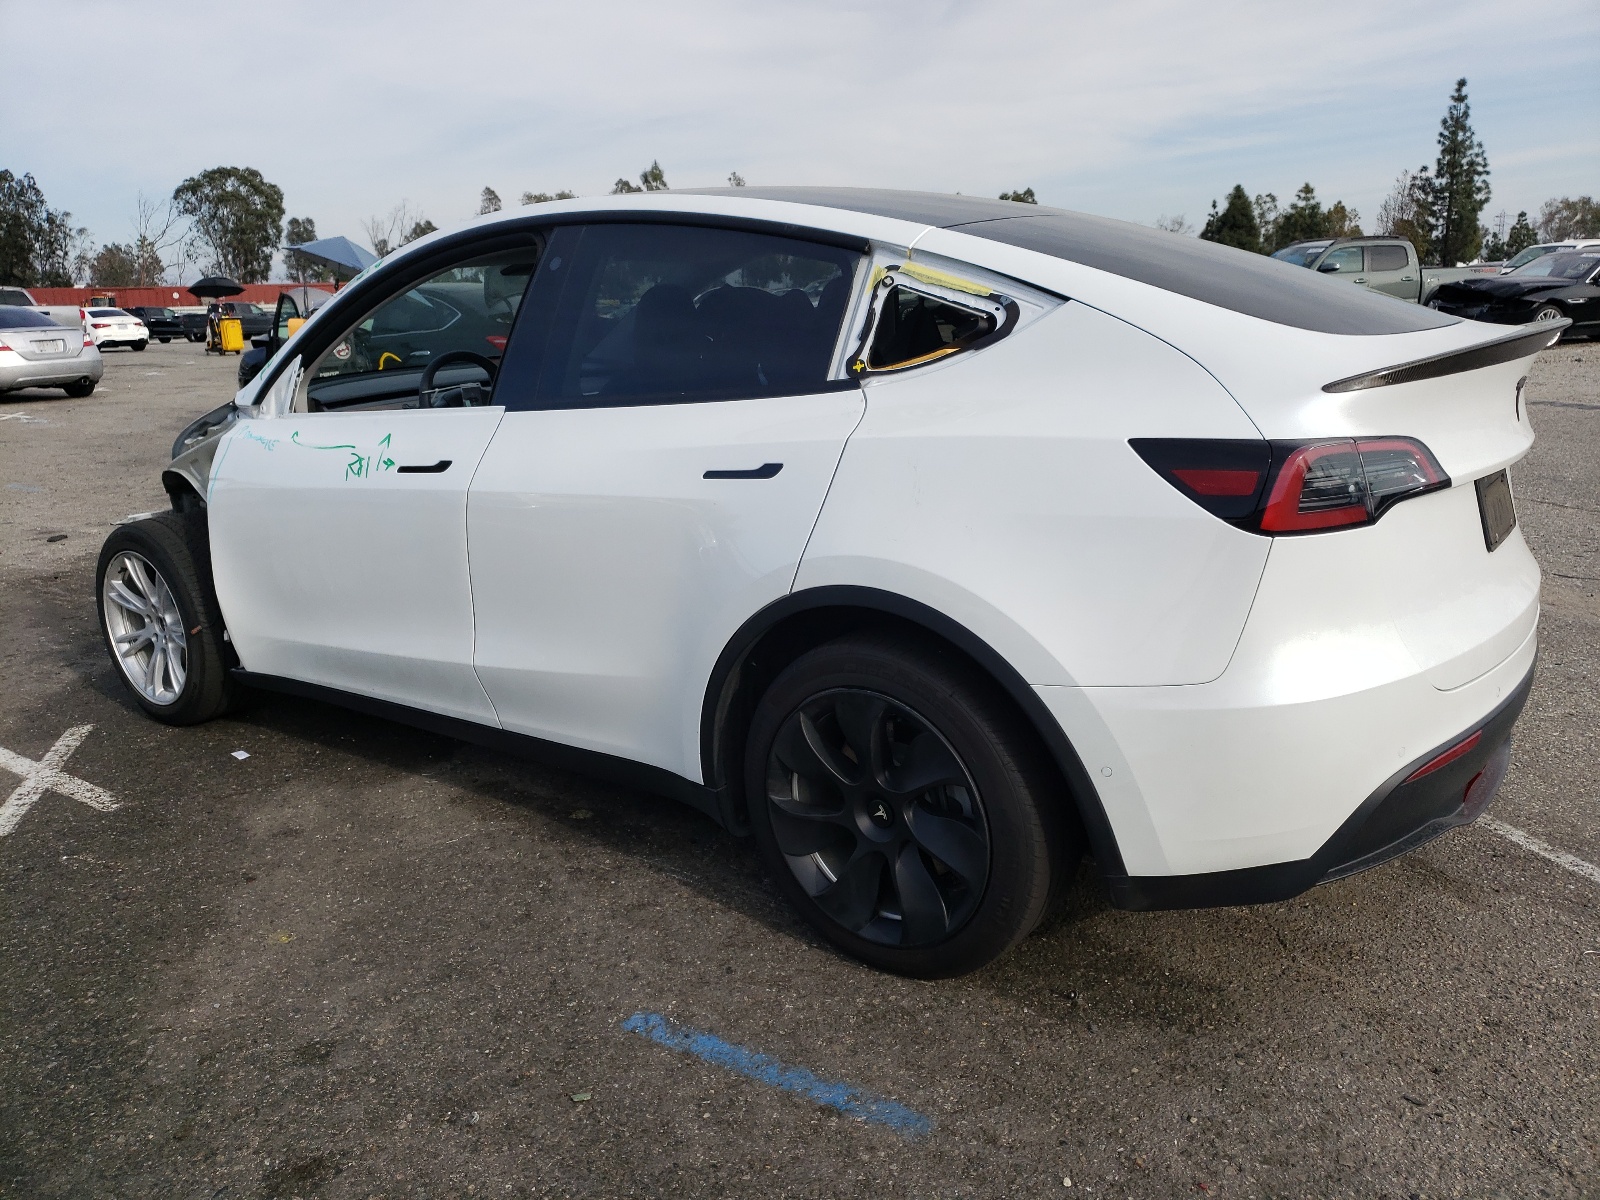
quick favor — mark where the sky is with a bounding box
[4,0,1596,270]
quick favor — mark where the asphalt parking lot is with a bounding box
[2,338,1597,1200]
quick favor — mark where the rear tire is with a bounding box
[132,340,148,352]
[63,380,95,398]
[96,511,239,725]
[745,634,1078,977]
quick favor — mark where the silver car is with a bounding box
[0,308,103,397]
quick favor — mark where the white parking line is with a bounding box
[0,725,122,838]
[1483,817,1600,887]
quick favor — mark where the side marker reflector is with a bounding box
[1404,729,1482,783]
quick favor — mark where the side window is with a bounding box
[303,244,541,412]
[1321,246,1365,274]
[853,266,1016,374]
[530,223,863,408]
[1368,245,1409,273]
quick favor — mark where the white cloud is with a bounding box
[4,0,1595,253]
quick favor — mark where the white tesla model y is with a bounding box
[98,189,1556,976]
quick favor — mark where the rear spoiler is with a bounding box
[1323,322,1569,393]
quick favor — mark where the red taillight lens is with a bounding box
[83,331,94,346]
[91,322,111,329]
[485,335,508,351]
[1404,729,1481,783]
[1133,436,1449,535]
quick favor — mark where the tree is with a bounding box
[1260,184,1361,251]
[127,192,185,285]
[173,166,285,282]
[520,190,575,205]
[1481,213,1508,263]
[479,187,502,215]
[362,202,430,257]
[998,188,1037,204]
[727,171,746,187]
[1376,168,1435,263]
[1199,185,1260,253]
[1537,196,1599,241]
[89,241,162,287]
[1429,78,1490,267]
[283,216,330,283]
[0,170,87,287]
[613,161,670,195]
[1505,211,1539,256]
[640,161,669,191]
[1154,214,1194,235]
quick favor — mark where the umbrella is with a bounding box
[286,236,378,274]
[188,276,244,299]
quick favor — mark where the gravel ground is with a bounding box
[1,338,1596,1200]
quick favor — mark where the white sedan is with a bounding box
[96,188,1554,976]
[85,307,149,351]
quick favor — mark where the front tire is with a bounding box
[96,512,238,725]
[159,337,172,344]
[1532,304,1565,337]
[745,635,1077,977]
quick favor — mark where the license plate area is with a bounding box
[32,339,65,354]
[1475,469,1517,552]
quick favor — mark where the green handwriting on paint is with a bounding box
[291,430,396,481]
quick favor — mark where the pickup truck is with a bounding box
[1269,237,1497,304]
[179,300,273,343]
[0,286,85,332]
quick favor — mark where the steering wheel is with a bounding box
[417,350,498,407]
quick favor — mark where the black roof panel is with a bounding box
[685,187,1457,335]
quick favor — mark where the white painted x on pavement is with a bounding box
[0,725,121,838]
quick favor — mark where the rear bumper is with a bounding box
[1102,659,1532,909]
[0,354,102,389]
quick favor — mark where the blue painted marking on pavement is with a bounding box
[620,1011,933,1138]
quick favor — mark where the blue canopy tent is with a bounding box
[285,236,378,279]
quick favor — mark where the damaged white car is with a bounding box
[99,189,1555,976]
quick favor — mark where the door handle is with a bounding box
[704,462,783,480]
[397,460,453,474]
[1402,275,1415,281]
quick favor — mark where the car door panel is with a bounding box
[468,391,863,778]
[209,407,505,722]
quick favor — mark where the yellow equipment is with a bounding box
[209,316,245,355]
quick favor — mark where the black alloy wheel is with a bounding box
[746,635,1075,977]
[765,688,990,948]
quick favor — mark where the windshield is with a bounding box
[1512,252,1600,280]
[1270,241,1333,268]
[1503,245,1567,271]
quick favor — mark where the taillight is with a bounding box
[92,322,111,329]
[1132,436,1449,535]
[83,330,94,347]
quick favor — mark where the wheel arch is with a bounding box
[700,584,1127,874]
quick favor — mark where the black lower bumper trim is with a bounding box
[1104,657,1535,911]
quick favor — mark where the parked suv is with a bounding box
[99,190,1551,977]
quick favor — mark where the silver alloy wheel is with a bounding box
[1534,306,1563,321]
[102,550,188,706]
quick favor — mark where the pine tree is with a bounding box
[1199,185,1261,253]
[1505,212,1539,256]
[1430,79,1491,267]
[479,187,502,215]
